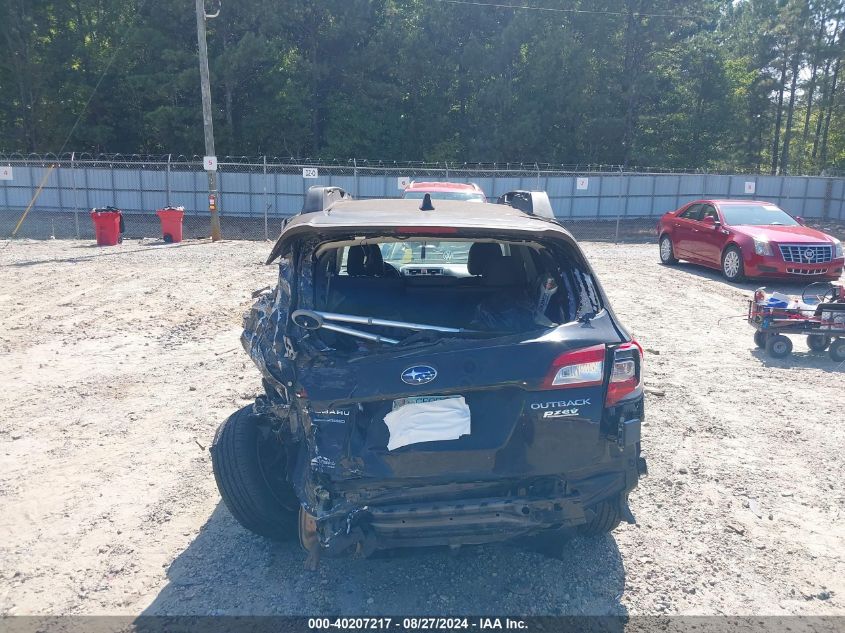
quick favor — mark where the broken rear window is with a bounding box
[300,237,601,351]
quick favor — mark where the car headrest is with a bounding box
[468,242,503,276]
[481,256,524,286]
[364,244,385,275]
[347,246,367,276]
[347,245,385,277]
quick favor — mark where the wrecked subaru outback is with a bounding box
[211,190,646,562]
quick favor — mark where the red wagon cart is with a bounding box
[748,281,845,362]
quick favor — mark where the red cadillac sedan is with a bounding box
[657,199,844,282]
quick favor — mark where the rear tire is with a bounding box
[722,246,745,282]
[766,334,793,359]
[753,331,767,348]
[829,338,845,363]
[659,235,678,265]
[578,499,621,536]
[211,406,299,540]
[807,334,831,352]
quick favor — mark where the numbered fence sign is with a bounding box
[302,167,319,179]
[576,177,589,190]
[204,156,217,171]
[744,181,756,194]
[398,176,410,190]
[0,166,12,180]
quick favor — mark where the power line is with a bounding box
[431,0,707,21]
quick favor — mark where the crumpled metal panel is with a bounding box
[241,253,299,413]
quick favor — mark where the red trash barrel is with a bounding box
[156,206,184,243]
[90,208,123,246]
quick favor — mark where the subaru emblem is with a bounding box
[401,365,437,385]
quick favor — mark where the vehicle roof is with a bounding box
[405,181,482,192]
[289,198,559,230]
[266,198,573,263]
[680,199,777,207]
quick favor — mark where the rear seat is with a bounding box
[325,245,404,317]
[475,256,531,305]
[322,243,531,328]
[403,279,477,326]
[327,275,404,317]
[403,256,526,323]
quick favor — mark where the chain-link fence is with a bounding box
[1,153,844,243]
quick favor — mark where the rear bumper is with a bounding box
[367,495,588,549]
[313,458,646,554]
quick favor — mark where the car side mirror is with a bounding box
[795,216,806,225]
[701,215,716,227]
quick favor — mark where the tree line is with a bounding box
[2,0,845,174]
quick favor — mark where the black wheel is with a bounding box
[765,334,793,359]
[659,235,678,265]
[722,246,745,282]
[807,334,831,352]
[578,498,621,536]
[211,405,299,540]
[753,331,767,348]
[830,339,845,363]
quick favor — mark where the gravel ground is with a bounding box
[0,238,842,617]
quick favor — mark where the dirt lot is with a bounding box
[0,238,843,617]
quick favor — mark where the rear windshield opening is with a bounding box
[306,238,601,351]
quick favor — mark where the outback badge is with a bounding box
[401,365,437,385]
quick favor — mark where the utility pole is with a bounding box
[195,0,222,241]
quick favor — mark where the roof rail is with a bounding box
[302,185,352,214]
[496,190,554,219]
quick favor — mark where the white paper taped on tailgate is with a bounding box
[383,396,471,451]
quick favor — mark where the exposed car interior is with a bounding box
[308,238,600,349]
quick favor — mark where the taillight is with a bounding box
[606,341,642,406]
[542,344,605,389]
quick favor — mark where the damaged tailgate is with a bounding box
[298,312,622,482]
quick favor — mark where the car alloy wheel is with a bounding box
[659,236,676,264]
[722,248,743,281]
